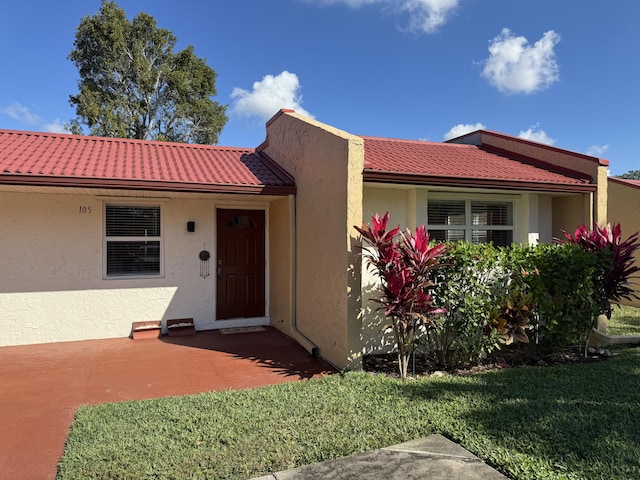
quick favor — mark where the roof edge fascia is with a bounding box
[608,176,640,189]
[480,144,593,181]
[0,175,296,196]
[449,129,609,167]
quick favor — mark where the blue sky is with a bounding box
[1,0,638,175]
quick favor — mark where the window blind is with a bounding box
[427,200,465,225]
[106,205,160,237]
[471,201,512,226]
[105,204,161,277]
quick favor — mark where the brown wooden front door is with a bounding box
[216,209,265,320]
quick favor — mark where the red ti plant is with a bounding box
[355,212,445,378]
[561,223,640,318]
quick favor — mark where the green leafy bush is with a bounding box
[488,284,535,345]
[422,242,507,367]
[358,218,636,370]
[513,242,604,348]
[423,242,605,367]
[559,223,640,318]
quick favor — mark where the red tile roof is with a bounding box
[361,136,595,192]
[0,129,295,194]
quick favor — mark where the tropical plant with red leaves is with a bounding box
[560,223,640,317]
[355,212,445,377]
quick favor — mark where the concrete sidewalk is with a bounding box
[251,435,509,480]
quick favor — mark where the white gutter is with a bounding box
[287,194,319,357]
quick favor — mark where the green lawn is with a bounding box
[57,347,640,480]
[608,304,640,335]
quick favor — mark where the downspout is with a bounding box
[288,194,319,357]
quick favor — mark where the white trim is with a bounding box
[102,201,165,280]
[96,196,171,203]
[426,196,516,245]
[427,191,520,201]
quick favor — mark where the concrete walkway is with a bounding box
[0,328,333,480]
[251,436,509,480]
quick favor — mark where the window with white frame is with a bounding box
[105,204,161,277]
[427,199,514,247]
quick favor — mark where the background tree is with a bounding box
[618,170,640,180]
[68,0,227,144]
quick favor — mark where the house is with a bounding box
[0,110,608,369]
[607,177,640,306]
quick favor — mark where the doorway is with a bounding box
[216,209,266,320]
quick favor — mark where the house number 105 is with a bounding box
[79,206,92,214]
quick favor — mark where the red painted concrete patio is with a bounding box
[0,327,334,480]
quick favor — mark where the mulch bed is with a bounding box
[363,345,610,378]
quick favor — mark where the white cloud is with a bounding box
[231,71,313,122]
[587,144,609,158]
[444,122,486,140]
[302,0,380,6]
[397,0,460,34]
[43,119,69,134]
[301,0,459,34]
[481,29,560,94]
[2,102,41,125]
[518,124,555,145]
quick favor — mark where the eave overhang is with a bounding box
[0,174,296,196]
[363,171,596,193]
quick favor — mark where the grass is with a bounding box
[608,304,640,335]
[57,348,640,480]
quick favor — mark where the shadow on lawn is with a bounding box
[395,350,640,477]
[159,327,335,380]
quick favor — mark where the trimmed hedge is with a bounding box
[420,241,606,367]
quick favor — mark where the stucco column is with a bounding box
[595,165,608,225]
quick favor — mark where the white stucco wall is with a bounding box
[0,190,271,346]
[361,186,412,353]
[538,195,553,243]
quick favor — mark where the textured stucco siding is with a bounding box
[551,193,592,240]
[262,112,364,369]
[268,196,293,334]
[361,187,411,354]
[608,180,640,306]
[0,191,271,346]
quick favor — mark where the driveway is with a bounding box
[0,328,334,480]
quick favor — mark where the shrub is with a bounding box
[358,218,634,373]
[426,242,605,364]
[355,212,445,378]
[510,242,603,348]
[423,242,507,368]
[559,223,640,318]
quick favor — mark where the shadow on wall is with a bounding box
[360,276,396,355]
